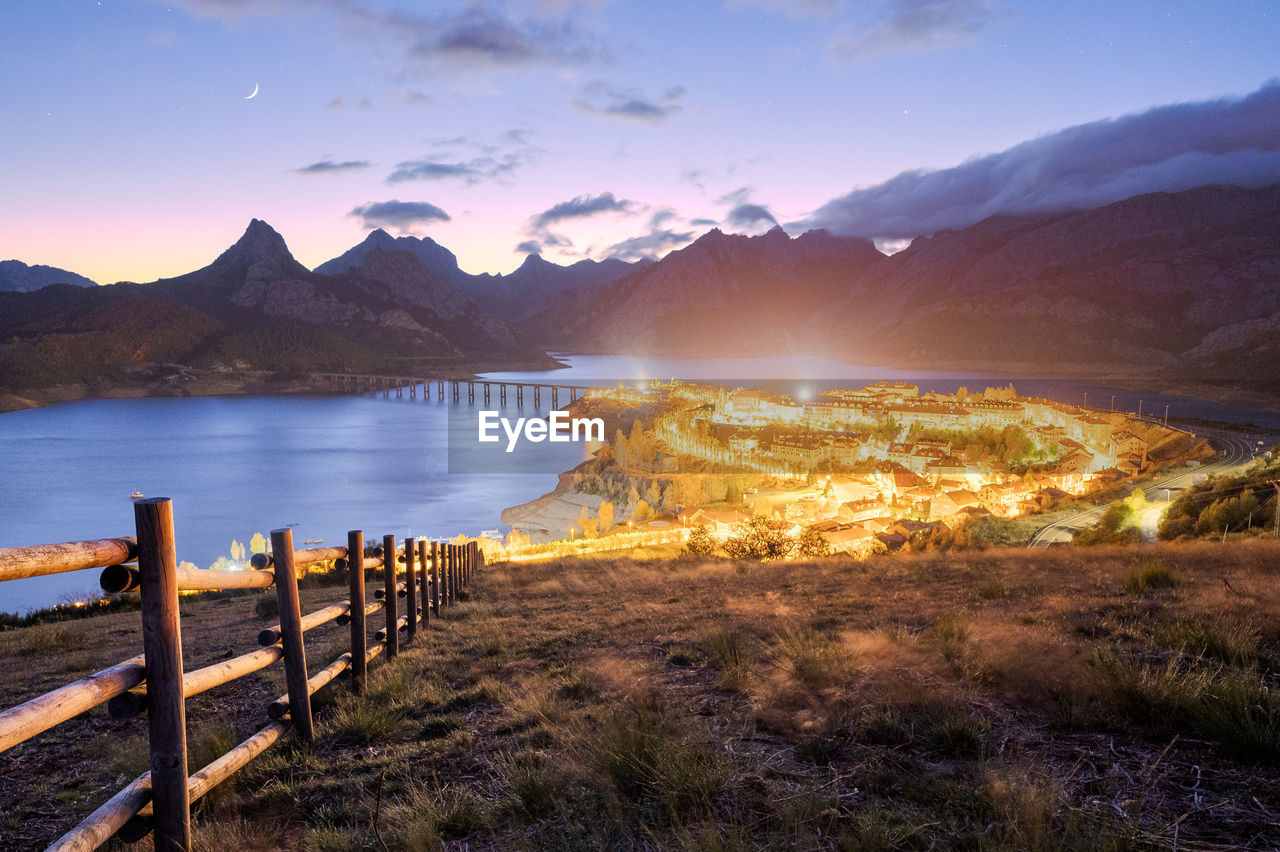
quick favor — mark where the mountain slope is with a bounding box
[0,260,98,292]
[825,184,1280,374]
[554,226,887,354]
[0,220,541,392]
[315,230,645,319]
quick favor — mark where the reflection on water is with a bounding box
[2,355,1276,613]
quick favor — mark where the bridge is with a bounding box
[310,372,601,408]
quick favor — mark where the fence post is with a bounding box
[404,536,417,643]
[134,497,190,851]
[418,539,430,630]
[271,528,313,742]
[383,534,398,658]
[348,530,366,695]
[430,541,441,617]
[446,544,455,606]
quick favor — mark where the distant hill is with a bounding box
[0,260,97,292]
[548,184,1280,397]
[315,229,645,319]
[4,184,1280,402]
[0,220,543,392]
[553,226,888,354]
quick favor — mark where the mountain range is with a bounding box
[1,182,1278,400]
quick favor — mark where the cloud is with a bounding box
[515,240,543,254]
[690,217,720,227]
[349,200,451,231]
[158,1,604,76]
[388,131,540,184]
[726,203,779,230]
[387,152,527,184]
[293,159,371,175]
[804,81,1280,240]
[400,5,599,69]
[725,0,841,18]
[607,228,696,261]
[575,82,685,124]
[832,0,1002,58]
[532,192,635,228]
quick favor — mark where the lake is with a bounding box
[3,354,1277,613]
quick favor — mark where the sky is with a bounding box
[1,0,1278,284]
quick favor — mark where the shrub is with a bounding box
[772,626,852,690]
[703,628,752,691]
[794,527,832,557]
[1123,557,1181,594]
[17,622,87,656]
[684,525,716,556]
[722,516,794,561]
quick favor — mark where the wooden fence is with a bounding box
[0,498,480,851]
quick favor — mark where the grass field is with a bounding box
[3,540,1279,849]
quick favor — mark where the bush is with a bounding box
[794,527,832,557]
[722,516,794,561]
[1123,557,1181,594]
[684,525,716,556]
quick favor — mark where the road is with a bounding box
[1027,429,1263,547]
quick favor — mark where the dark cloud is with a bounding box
[726,203,779,230]
[385,4,602,72]
[607,228,695,262]
[832,0,1002,58]
[716,186,754,207]
[515,240,542,255]
[349,200,451,231]
[533,192,635,228]
[690,217,720,227]
[161,1,604,76]
[804,82,1280,240]
[575,82,684,124]
[387,152,527,184]
[294,159,371,175]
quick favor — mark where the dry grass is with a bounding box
[4,539,1280,849]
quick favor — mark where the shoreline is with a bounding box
[0,354,569,415]
[499,469,605,544]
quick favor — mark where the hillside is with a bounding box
[0,260,98,292]
[551,184,1280,399]
[314,228,644,320]
[0,220,552,396]
[4,541,1277,848]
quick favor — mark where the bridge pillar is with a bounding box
[516,385,523,407]
[483,383,491,404]
[500,385,507,405]
[451,381,459,401]
[533,386,540,408]
[467,382,475,404]
[437,380,444,399]
[552,387,559,408]
[409,383,415,398]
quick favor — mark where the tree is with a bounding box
[1074,500,1138,545]
[615,429,629,470]
[794,527,831,557]
[633,499,652,522]
[722,516,795,561]
[598,500,615,534]
[645,480,662,507]
[685,525,716,556]
[577,506,599,538]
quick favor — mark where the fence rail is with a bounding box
[0,498,481,852]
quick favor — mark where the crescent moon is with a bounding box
[245,83,259,100]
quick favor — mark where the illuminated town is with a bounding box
[496,380,1197,559]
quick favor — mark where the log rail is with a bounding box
[0,499,482,851]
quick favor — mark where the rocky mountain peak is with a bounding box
[210,219,295,272]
